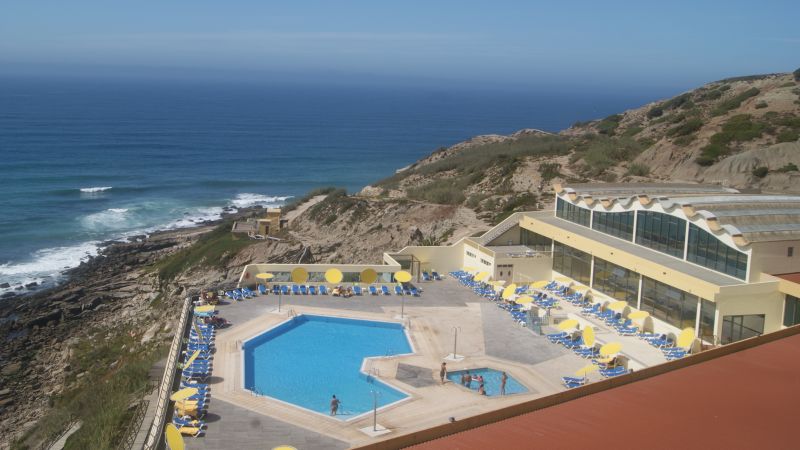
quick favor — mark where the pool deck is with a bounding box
[185,278,667,449]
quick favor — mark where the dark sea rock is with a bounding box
[0,283,10,289]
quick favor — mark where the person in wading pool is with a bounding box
[330,395,340,416]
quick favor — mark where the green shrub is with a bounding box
[697,114,764,165]
[282,186,338,213]
[539,162,561,182]
[668,117,704,137]
[662,93,693,111]
[576,136,644,176]
[794,67,800,81]
[673,135,697,146]
[712,87,760,116]
[776,163,799,173]
[755,101,768,109]
[777,130,799,142]
[627,163,650,177]
[646,107,664,119]
[407,177,467,204]
[597,114,623,135]
[622,126,643,137]
[752,166,769,178]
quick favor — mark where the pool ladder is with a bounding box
[287,308,297,318]
[367,368,380,383]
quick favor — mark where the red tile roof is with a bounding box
[407,330,800,450]
[774,272,800,284]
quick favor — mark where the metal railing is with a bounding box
[116,399,150,450]
[142,296,192,450]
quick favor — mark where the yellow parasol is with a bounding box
[256,272,274,281]
[291,267,308,284]
[324,268,343,284]
[676,327,696,349]
[554,276,572,284]
[572,285,590,293]
[491,280,506,286]
[627,310,650,320]
[463,266,477,272]
[599,342,622,356]
[583,326,595,347]
[607,301,628,311]
[170,387,199,402]
[574,364,598,377]
[183,350,201,368]
[515,296,534,305]
[165,423,185,450]
[530,280,549,289]
[501,284,518,300]
[272,447,298,450]
[557,318,579,330]
[395,271,412,283]
[474,272,489,282]
[194,305,214,314]
[360,268,378,284]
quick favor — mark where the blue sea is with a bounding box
[0,76,661,293]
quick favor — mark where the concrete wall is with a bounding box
[496,254,553,284]
[486,225,521,246]
[716,281,785,336]
[391,240,466,273]
[238,262,401,286]
[750,240,800,281]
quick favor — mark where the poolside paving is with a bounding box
[187,398,349,450]
[181,277,670,449]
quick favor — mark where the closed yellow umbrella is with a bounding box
[608,301,628,311]
[600,342,622,356]
[627,310,650,320]
[183,350,200,368]
[463,266,477,272]
[256,272,274,280]
[583,326,595,347]
[360,268,378,284]
[557,318,579,330]
[474,272,489,282]
[170,387,199,402]
[515,296,534,305]
[574,364,598,377]
[272,447,298,450]
[165,423,185,450]
[530,280,549,289]
[291,267,309,283]
[492,280,506,286]
[677,327,696,349]
[194,305,214,314]
[501,284,518,300]
[324,268,343,284]
[395,271,412,283]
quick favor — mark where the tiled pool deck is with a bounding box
[183,278,666,449]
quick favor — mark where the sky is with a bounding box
[0,0,798,92]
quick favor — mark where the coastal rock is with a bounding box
[25,282,38,289]
[0,282,10,288]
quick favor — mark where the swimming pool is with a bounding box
[446,368,528,396]
[243,315,413,419]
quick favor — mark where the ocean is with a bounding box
[0,76,662,294]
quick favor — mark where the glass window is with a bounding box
[552,242,591,285]
[699,299,716,343]
[592,258,639,304]
[635,211,686,258]
[556,197,590,227]
[592,211,634,241]
[687,224,747,280]
[640,276,698,329]
[721,315,764,344]
[784,295,800,327]
[521,229,552,252]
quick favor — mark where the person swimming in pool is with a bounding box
[500,371,508,395]
[465,371,472,388]
[330,395,340,416]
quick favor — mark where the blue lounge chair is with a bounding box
[319,285,328,295]
[299,285,308,295]
[561,376,586,388]
[410,287,420,297]
[281,285,289,295]
[381,286,391,295]
[309,285,317,295]
[369,285,378,295]
[272,285,280,295]
[258,284,268,295]
[600,366,630,378]
[422,272,431,281]
[241,287,256,297]
[394,285,403,295]
[353,285,363,295]
[431,271,442,280]
[291,285,300,295]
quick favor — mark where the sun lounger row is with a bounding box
[421,271,442,281]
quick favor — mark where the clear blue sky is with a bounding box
[1,0,797,91]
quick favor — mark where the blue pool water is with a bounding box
[243,315,412,419]
[446,368,528,397]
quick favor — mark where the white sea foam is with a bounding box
[0,241,101,293]
[231,193,292,208]
[81,208,133,231]
[79,186,113,193]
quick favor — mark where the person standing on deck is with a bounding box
[330,395,340,416]
[439,362,447,384]
[500,371,508,395]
